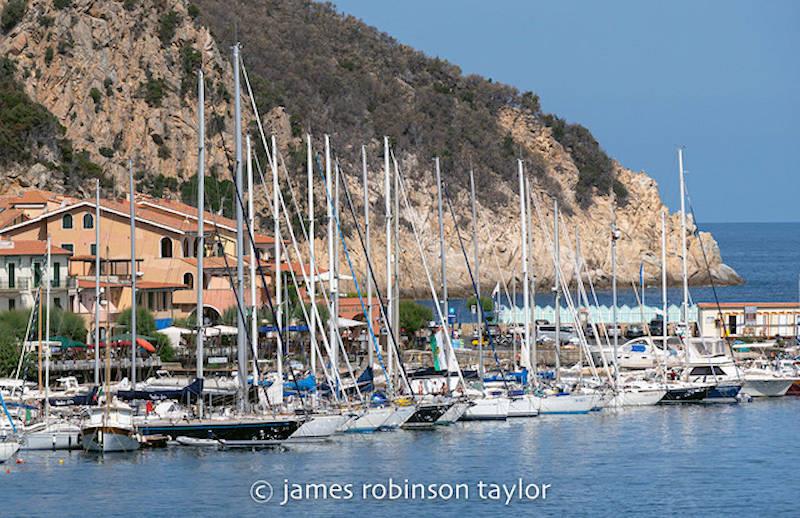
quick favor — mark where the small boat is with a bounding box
[22,419,81,450]
[81,403,141,453]
[741,368,796,397]
[175,436,221,448]
[435,400,470,425]
[289,413,349,440]
[344,406,394,433]
[537,392,595,415]
[681,338,743,403]
[402,400,452,430]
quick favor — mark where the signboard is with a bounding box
[208,357,227,365]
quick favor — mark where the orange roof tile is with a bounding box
[0,240,72,256]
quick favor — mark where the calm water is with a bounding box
[7,223,800,516]
[4,399,799,516]
[439,222,800,322]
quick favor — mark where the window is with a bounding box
[33,262,41,287]
[161,291,168,309]
[215,243,224,257]
[160,237,173,258]
[52,262,60,287]
[90,243,97,256]
[147,292,155,310]
[182,239,190,258]
[8,299,14,310]
[61,244,74,253]
[83,213,94,229]
[62,214,73,229]
[7,263,14,289]
[54,297,62,309]
[183,272,194,289]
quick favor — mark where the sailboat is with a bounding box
[0,390,20,463]
[23,238,82,450]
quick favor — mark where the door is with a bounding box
[728,315,737,335]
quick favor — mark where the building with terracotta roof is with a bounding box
[0,240,74,311]
[697,301,800,339]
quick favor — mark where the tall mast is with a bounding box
[575,228,583,374]
[94,178,101,386]
[527,178,537,378]
[325,135,337,376]
[307,134,316,387]
[247,136,258,394]
[678,147,689,329]
[362,146,373,369]
[129,158,137,388]
[44,236,51,422]
[611,211,620,388]
[196,69,205,416]
[518,161,530,374]
[384,137,393,381]
[272,134,283,405]
[469,168,482,377]
[434,158,448,339]
[233,42,247,411]
[553,199,561,383]
[392,156,400,386]
[661,209,668,382]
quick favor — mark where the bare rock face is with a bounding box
[0,0,740,297]
[0,0,242,197]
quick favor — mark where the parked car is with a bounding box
[648,317,664,336]
[625,324,646,339]
[536,325,576,345]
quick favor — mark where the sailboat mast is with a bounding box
[362,146,373,369]
[469,169,483,377]
[434,158,448,339]
[527,179,537,372]
[129,158,137,388]
[307,134,316,387]
[272,135,283,405]
[553,199,561,383]
[233,43,247,412]
[661,209,668,381]
[247,137,258,391]
[384,137,393,382]
[611,212,620,388]
[94,178,101,386]
[325,135,337,376]
[392,156,400,387]
[678,147,689,328]
[518,161,530,374]
[44,236,51,421]
[196,68,205,415]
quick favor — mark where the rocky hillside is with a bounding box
[0,0,740,296]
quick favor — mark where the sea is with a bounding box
[4,223,800,517]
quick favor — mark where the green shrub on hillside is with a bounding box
[1,0,27,34]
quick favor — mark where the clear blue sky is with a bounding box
[333,0,799,223]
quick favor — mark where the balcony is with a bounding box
[0,277,77,291]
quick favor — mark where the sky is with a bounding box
[332,0,799,223]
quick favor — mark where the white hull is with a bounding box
[461,397,510,421]
[436,401,470,425]
[381,405,417,429]
[345,407,394,433]
[538,393,595,414]
[508,395,540,417]
[0,440,19,463]
[290,414,349,439]
[609,389,666,407]
[82,428,140,453]
[22,421,82,450]
[742,379,794,398]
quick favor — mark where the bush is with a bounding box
[157,144,171,159]
[99,146,114,158]
[38,14,53,28]
[89,87,102,111]
[1,0,27,34]
[117,306,157,336]
[48,308,87,341]
[53,0,71,10]
[0,335,20,377]
[399,300,432,336]
[158,10,180,45]
[466,295,494,314]
[44,46,54,65]
[139,78,166,107]
[187,3,199,18]
[179,44,201,96]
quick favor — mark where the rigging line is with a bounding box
[274,152,366,402]
[439,181,510,389]
[395,164,469,394]
[252,152,348,406]
[205,107,309,414]
[328,156,401,396]
[332,150,415,395]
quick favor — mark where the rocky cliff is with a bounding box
[0,0,741,297]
